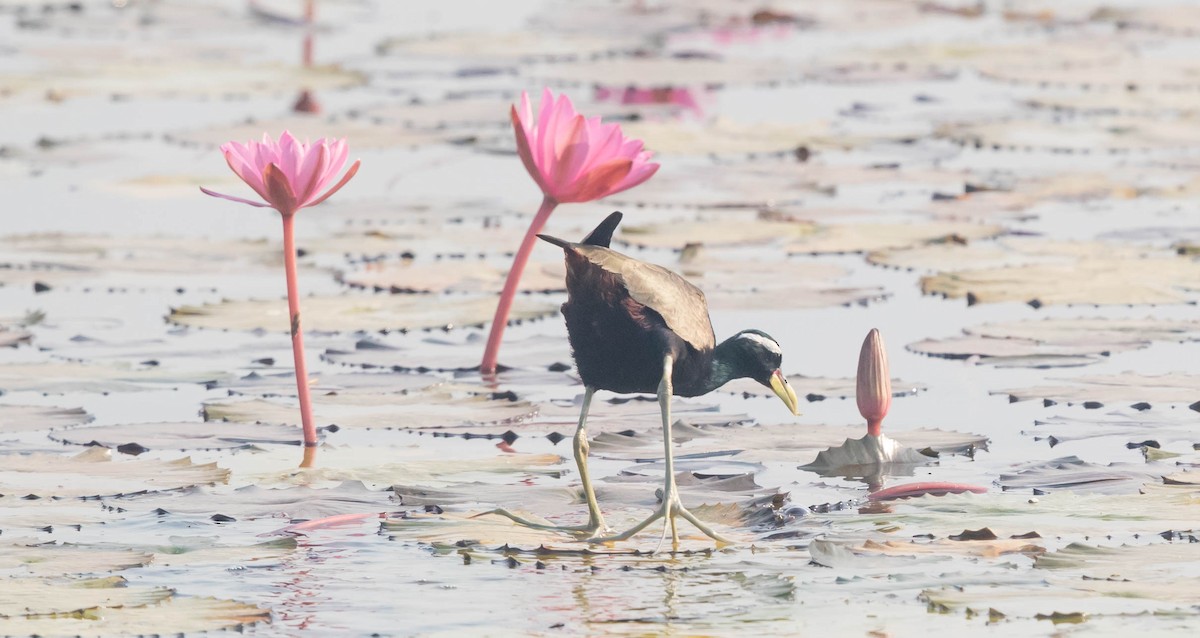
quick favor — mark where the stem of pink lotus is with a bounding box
[480,196,558,374]
[281,213,318,449]
[867,418,882,438]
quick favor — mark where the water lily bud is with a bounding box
[856,328,891,437]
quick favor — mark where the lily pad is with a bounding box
[1,61,363,100]
[168,115,458,150]
[322,333,572,372]
[338,260,566,294]
[0,361,223,394]
[377,31,638,63]
[0,586,269,637]
[47,421,303,451]
[1032,410,1200,447]
[526,56,805,88]
[999,456,1160,495]
[723,374,926,401]
[997,373,1200,406]
[0,404,92,433]
[0,447,229,498]
[168,294,558,333]
[131,482,396,522]
[0,543,152,577]
[909,318,1200,368]
[787,221,1004,255]
[203,390,538,432]
[922,248,1200,306]
[615,215,817,249]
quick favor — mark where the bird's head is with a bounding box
[729,330,800,416]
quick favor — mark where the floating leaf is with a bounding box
[323,333,572,373]
[0,543,152,577]
[339,260,566,294]
[0,327,32,347]
[377,31,637,63]
[787,221,1004,255]
[169,115,457,150]
[922,245,1200,306]
[0,576,171,617]
[204,390,538,432]
[941,117,1200,153]
[616,215,817,249]
[169,294,558,333]
[0,447,229,498]
[1033,411,1200,447]
[0,361,223,394]
[0,404,92,434]
[131,482,396,522]
[47,421,302,451]
[723,374,926,401]
[998,373,1200,406]
[999,456,1159,495]
[1,62,362,100]
[909,318,1200,368]
[0,587,269,636]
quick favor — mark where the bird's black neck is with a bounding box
[690,337,752,395]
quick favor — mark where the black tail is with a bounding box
[537,211,623,250]
[581,211,622,247]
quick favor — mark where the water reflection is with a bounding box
[293,0,321,114]
[592,85,707,118]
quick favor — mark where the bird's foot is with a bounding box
[586,494,731,552]
[474,508,611,538]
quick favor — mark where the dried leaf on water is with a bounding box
[169,295,558,333]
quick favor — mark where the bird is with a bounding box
[489,211,799,547]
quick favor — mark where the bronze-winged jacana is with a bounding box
[492,211,799,547]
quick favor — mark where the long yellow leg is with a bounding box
[480,387,609,537]
[589,354,732,551]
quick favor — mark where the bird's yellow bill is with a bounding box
[770,370,800,416]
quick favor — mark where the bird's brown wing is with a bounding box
[573,245,716,352]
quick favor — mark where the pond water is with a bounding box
[1,0,1199,636]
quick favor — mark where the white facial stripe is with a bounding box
[738,332,781,355]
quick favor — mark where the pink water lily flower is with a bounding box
[201,131,360,462]
[481,89,660,373]
[512,88,659,203]
[201,131,359,215]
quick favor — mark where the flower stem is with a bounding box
[480,196,558,374]
[281,213,318,449]
[867,418,882,438]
